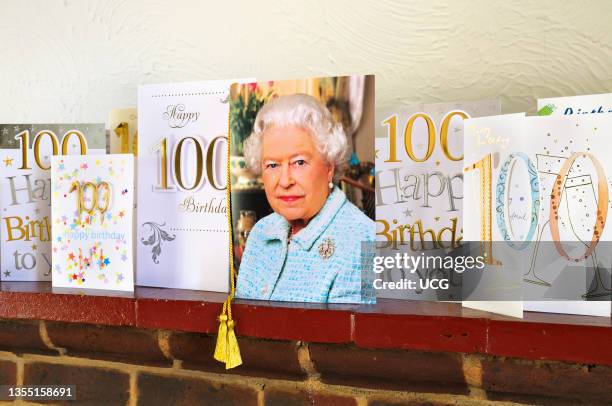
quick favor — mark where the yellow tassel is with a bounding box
[213,94,243,369]
[224,319,242,369]
[213,313,229,363]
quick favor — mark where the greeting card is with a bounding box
[463,114,612,317]
[0,124,106,281]
[108,108,139,268]
[51,154,134,292]
[462,114,527,318]
[521,115,612,316]
[374,99,500,301]
[137,79,251,291]
[109,108,138,155]
[537,93,612,116]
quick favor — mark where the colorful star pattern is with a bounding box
[52,156,132,289]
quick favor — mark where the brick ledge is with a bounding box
[0,282,610,366]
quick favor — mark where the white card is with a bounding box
[523,115,612,316]
[51,154,134,292]
[0,124,106,281]
[108,108,138,154]
[462,114,527,318]
[537,93,612,116]
[137,79,251,292]
[374,99,500,301]
[464,114,612,317]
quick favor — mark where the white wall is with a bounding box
[1,0,611,123]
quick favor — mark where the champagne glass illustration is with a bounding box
[532,151,611,298]
[560,171,611,298]
[524,153,563,286]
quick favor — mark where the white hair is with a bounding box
[243,93,348,182]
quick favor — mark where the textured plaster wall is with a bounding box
[1,0,611,124]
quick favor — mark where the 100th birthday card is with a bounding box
[0,124,106,281]
[51,154,134,292]
[136,80,251,292]
[374,99,500,301]
[463,113,612,317]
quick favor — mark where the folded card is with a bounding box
[462,113,527,318]
[137,79,251,291]
[538,93,612,116]
[523,115,612,316]
[0,124,106,281]
[463,113,612,317]
[109,108,138,155]
[51,154,134,292]
[374,99,500,301]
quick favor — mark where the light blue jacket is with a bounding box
[235,187,376,304]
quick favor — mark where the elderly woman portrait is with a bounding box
[235,93,375,304]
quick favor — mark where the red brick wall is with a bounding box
[0,319,610,405]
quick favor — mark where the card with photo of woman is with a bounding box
[229,75,376,304]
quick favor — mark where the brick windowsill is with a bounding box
[0,282,611,366]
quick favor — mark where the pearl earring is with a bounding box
[328,182,333,189]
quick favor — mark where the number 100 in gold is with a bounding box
[16,129,88,170]
[151,135,226,192]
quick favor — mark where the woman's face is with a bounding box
[261,125,333,224]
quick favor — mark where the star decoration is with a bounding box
[403,208,413,217]
[3,270,10,277]
[3,157,13,167]
[434,216,440,221]
[32,244,37,251]
[375,149,379,158]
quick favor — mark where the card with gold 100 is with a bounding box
[374,100,500,301]
[0,124,106,281]
[136,79,252,292]
[51,154,134,292]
